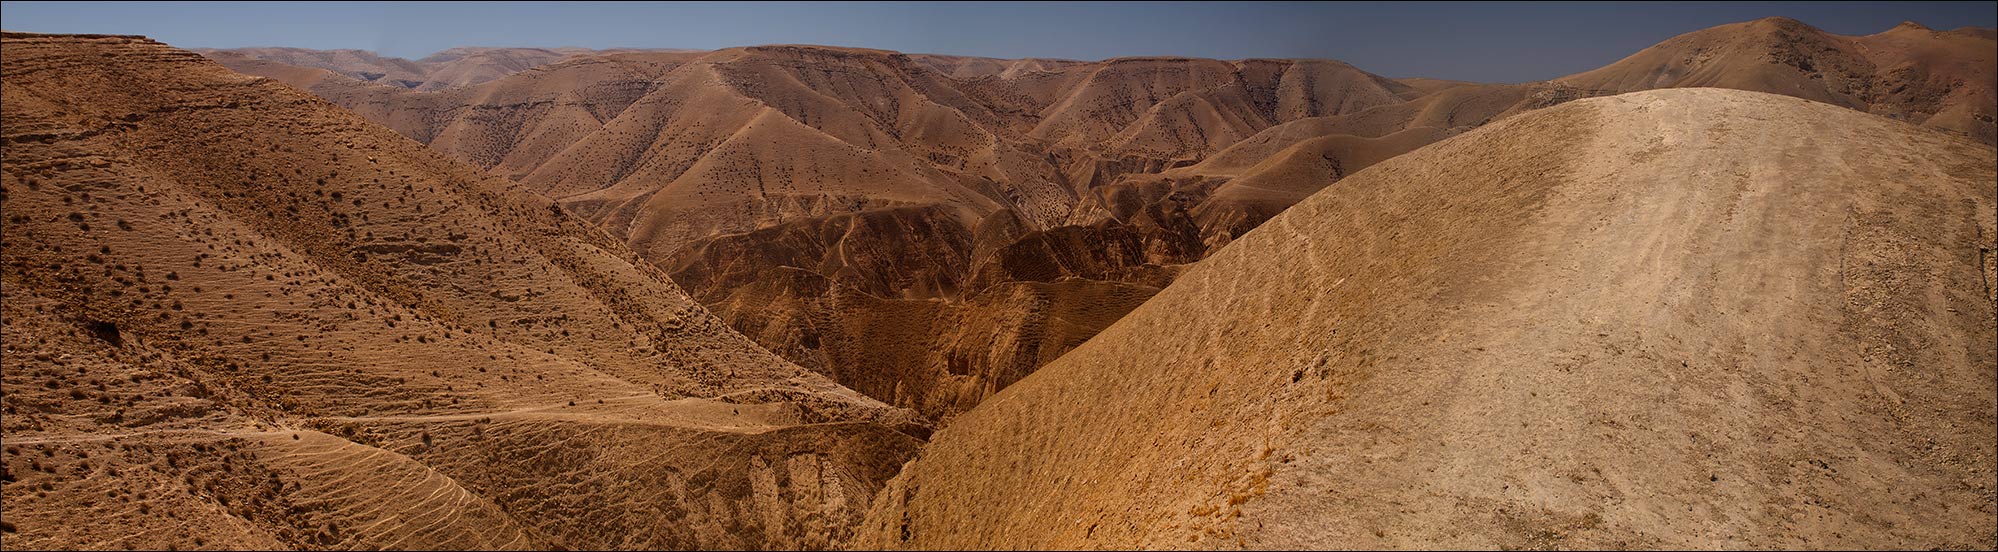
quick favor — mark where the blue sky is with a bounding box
[3,1,1992,82]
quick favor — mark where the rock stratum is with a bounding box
[856,88,1998,550]
[1,32,921,550]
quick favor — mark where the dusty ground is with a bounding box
[857,89,1997,550]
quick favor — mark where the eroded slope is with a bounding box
[1562,18,1996,143]
[859,89,1997,549]
[1,32,918,550]
[214,18,1997,426]
[238,45,1421,422]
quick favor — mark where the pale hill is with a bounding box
[858,89,1997,549]
[199,46,682,91]
[1560,17,1997,143]
[393,51,707,173]
[197,46,434,88]
[1394,77,1482,94]
[1218,16,1997,186]
[1059,80,1580,257]
[412,47,593,90]
[1071,16,1998,261]
[0,32,919,550]
[1008,57,1417,162]
[908,54,1086,79]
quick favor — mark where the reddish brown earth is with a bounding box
[1,32,920,550]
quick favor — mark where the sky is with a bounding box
[2,1,1992,82]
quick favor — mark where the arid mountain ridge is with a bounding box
[2,31,921,550]
[205,16,1995,424]
[195,46,699,91]
[861,86,1998,550]
[0,12,1992,551]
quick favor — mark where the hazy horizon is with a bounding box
[2,1,1994,83]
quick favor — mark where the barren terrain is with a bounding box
[857,88,1998,550]
[211,18,1997,424]
[4,13,1994,550]
[1,32,920,550]
[196,46,689,91]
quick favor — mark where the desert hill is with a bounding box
[199,46,689,91]
[208,43,1430,422]
[206,17,1997,426]
[1,32,921,550]
[908,54,1087,80]
[1084,15,1998,256]
[1561,17,1996,143]
[198,47,435,88]
[856,88,1997,549]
